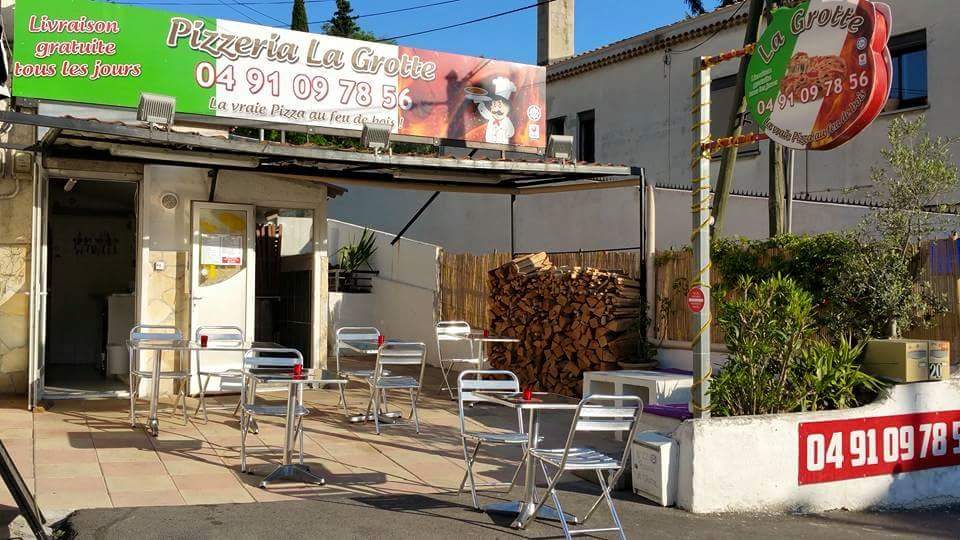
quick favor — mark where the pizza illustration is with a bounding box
[779,52,848,98]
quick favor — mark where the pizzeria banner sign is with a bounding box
[746,0,892,150]
[799,411,960,485]
[12,0,546,149]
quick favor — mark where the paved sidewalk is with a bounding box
[0,359,619,521]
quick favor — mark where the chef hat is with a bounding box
[491,76,517,101]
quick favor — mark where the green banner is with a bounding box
[15,0,215,113]
[12,0,548,148]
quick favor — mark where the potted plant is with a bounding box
[334,228,378,292]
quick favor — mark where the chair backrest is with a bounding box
[336,326,381,345]
[457,370,523,436]
[241,348,304,405]
[196,325,244,346]
[129,324,182,342]
[560,395,644,471]
[334,326,380,372]
[243,348,304,370]
[436,321,473,362]
[436,321,471,341]
[374,342,426,385]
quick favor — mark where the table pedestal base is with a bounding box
[484,500,578,528]
[259,464,325,488]
[348,411,403,424]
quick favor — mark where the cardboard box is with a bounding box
[928,340,950,380]
[863,339,950,383]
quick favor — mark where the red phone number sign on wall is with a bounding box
[799,411,960,485]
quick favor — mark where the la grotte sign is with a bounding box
[12,0,546,149]
[746,0,892,151]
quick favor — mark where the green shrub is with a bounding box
[795,336,883,412]
[712,275,815,416]
[711,275,883,417]
[712,233,943,342]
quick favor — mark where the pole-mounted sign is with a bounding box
[746,0,892,151]
[687,287,706,314]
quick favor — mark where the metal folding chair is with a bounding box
[194,325,244,422]
[364,342,427,435]
[436,321,477,399]
[334,327,383,415]
[457,370,530,510]
[128,325,189,427]
[526,395,643,540]
[239,348,308,474]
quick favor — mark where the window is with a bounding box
[886,29,928,112]
[547,116,566,138]
[577,110,595,163]
[710,74,759,156]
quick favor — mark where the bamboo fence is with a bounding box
[438,250,644,330]
[902,239,960,362]
[653,239,960,361]
[439,241,960,362]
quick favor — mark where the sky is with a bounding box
[106,0,731,64]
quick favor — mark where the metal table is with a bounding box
[243,368,346,488]
[338,338,405,423]
[474,391,580,529]
[126,339,280,436]
[466,333,520,371]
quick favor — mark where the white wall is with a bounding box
[329,0,959,254]
[674,380,960,513]
[328,220,442,366]
[327,185,511,254]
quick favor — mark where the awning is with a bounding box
[0,111,644,196]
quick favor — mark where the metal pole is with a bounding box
[784,148,795,234]
[391,191,440,246]
[691,57,712,419]
[510,194,516,258]
[769,140,785,236]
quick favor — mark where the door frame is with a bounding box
[30,173,143,405]
[27,160,47,409]
[189,201,257,346]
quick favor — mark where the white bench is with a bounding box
[583,370,693,440]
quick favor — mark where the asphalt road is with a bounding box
[50,483,960,540]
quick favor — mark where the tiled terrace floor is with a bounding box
[0,363,608,520]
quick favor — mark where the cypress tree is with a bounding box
[291,0,309,32]
[323,0,360,38]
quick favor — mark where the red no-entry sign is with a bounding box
[687,287,706,313]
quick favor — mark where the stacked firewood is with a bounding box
[487,253,642,397]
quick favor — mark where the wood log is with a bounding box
[485,254,645,397]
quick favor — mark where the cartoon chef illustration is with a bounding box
[473,76,517,145]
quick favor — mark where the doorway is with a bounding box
[189,202,255,394]
[255,208,314,365]
[44,178,137,396]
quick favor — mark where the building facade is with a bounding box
[330,0,956,252]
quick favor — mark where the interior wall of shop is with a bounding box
[142,166,330,392]
[45,179,136,373]
[330,0,959,254]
